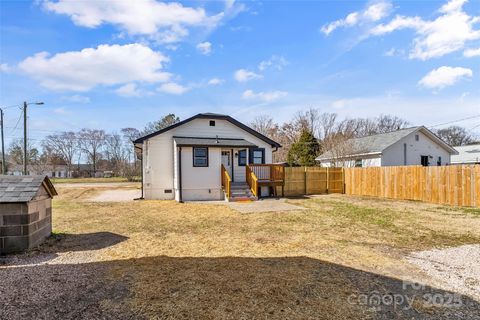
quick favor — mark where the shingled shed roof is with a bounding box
[0,175,57,203]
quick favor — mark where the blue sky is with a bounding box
[1,0,479,147]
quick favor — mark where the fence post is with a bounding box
[342,167,345,194]
[304,166,307,195]
[326,167,329,194]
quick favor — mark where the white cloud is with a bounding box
[115,83,143,97]
[258,55,288,71]
[234,69,262,82]
[19,44,171,91]
[242,89,287,102]
[43,0,222,44]
[370,0,480,60]
[464,47,480,57]
[208,78,224,85]
[384,47,405,57]
[321,0,392,35]
[53,107,68,114]
[196,41,212,55]
[61,94,90,103]
[0,63,11,72]
[158,82,189,95]
[418,66,473,90]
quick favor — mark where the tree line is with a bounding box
[249,109,477,166]
[1,111,476,175]
[3,114,181,178]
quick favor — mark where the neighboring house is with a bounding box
[451,144,480,165]
[7,164,69,178]
[316,126,458,167]
[134,113,281,201]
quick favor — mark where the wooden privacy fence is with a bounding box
[344,165,480,207]
[282,167,344,197]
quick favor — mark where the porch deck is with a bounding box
[246,164,285,198]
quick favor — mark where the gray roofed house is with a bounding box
[451,144,480,165]
[0,175,57,253]
[134,113,282,202]
[316,126,458,168]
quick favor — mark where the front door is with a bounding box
[221,151,233,180]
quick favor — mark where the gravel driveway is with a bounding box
[407,244,480,302]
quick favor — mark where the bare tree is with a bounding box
[121,127,141,165]
[105,133,129,174]
[143,114,180,135]
[78,129,106,176]
[293,108,321,136]
[321,133,356,167]
[42,132,79,177]
[375,114,410,134]
[318,113,338,140]
[250,115,278,137]
[8,139,39,166]
[436,126,474,146]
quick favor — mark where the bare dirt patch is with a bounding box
[89,189,141,202]
[228,198,306,213]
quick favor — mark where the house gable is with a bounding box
[382,127,456,166]
[134,113,281,148]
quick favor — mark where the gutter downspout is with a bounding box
[134,144,144,200]
[179,147,183,203]
[140,155,144,199]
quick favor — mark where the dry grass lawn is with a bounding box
[2,184,480,319]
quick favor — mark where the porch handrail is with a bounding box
[221,164,232,199]
[248,164,285,182]
[246,165,258,198]
[247,164,285,198]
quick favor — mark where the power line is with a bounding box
[428,115,480,128]
[9,110,23,135]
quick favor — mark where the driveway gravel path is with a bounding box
[407,244,480,302]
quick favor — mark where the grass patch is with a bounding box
[51,177,130,184]
[434,206,480,217]
[45,188,480,318]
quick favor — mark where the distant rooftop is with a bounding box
[317,127,420,160]
[451,144,480,164]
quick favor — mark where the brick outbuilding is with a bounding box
[0,175,57,254]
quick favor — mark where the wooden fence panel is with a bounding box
[306,167,327,194]
[344,165,480,207]
[283,167,305,196]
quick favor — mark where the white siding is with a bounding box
[319,155,381,168]
[382,131,451,166]
[143,117,275,200]
[179,147,223,201]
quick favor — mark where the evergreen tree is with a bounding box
[287,130,320,166]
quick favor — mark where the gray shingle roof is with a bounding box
[317,127,420,160]
[173,136,257,148]
[0,175,57,203]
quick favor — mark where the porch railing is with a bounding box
[221,164,232,199]
[246,164,285,197]
[246,165,259,198]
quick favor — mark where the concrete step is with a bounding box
[229,195,257,202]
[231,185,250,190]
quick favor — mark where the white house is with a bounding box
[134,113,281,201]
[451,144,480,165]
[316,126,458,167]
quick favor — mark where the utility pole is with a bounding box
[0,108,5,174]
[23,101,28,175]
[22,101,44,175]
